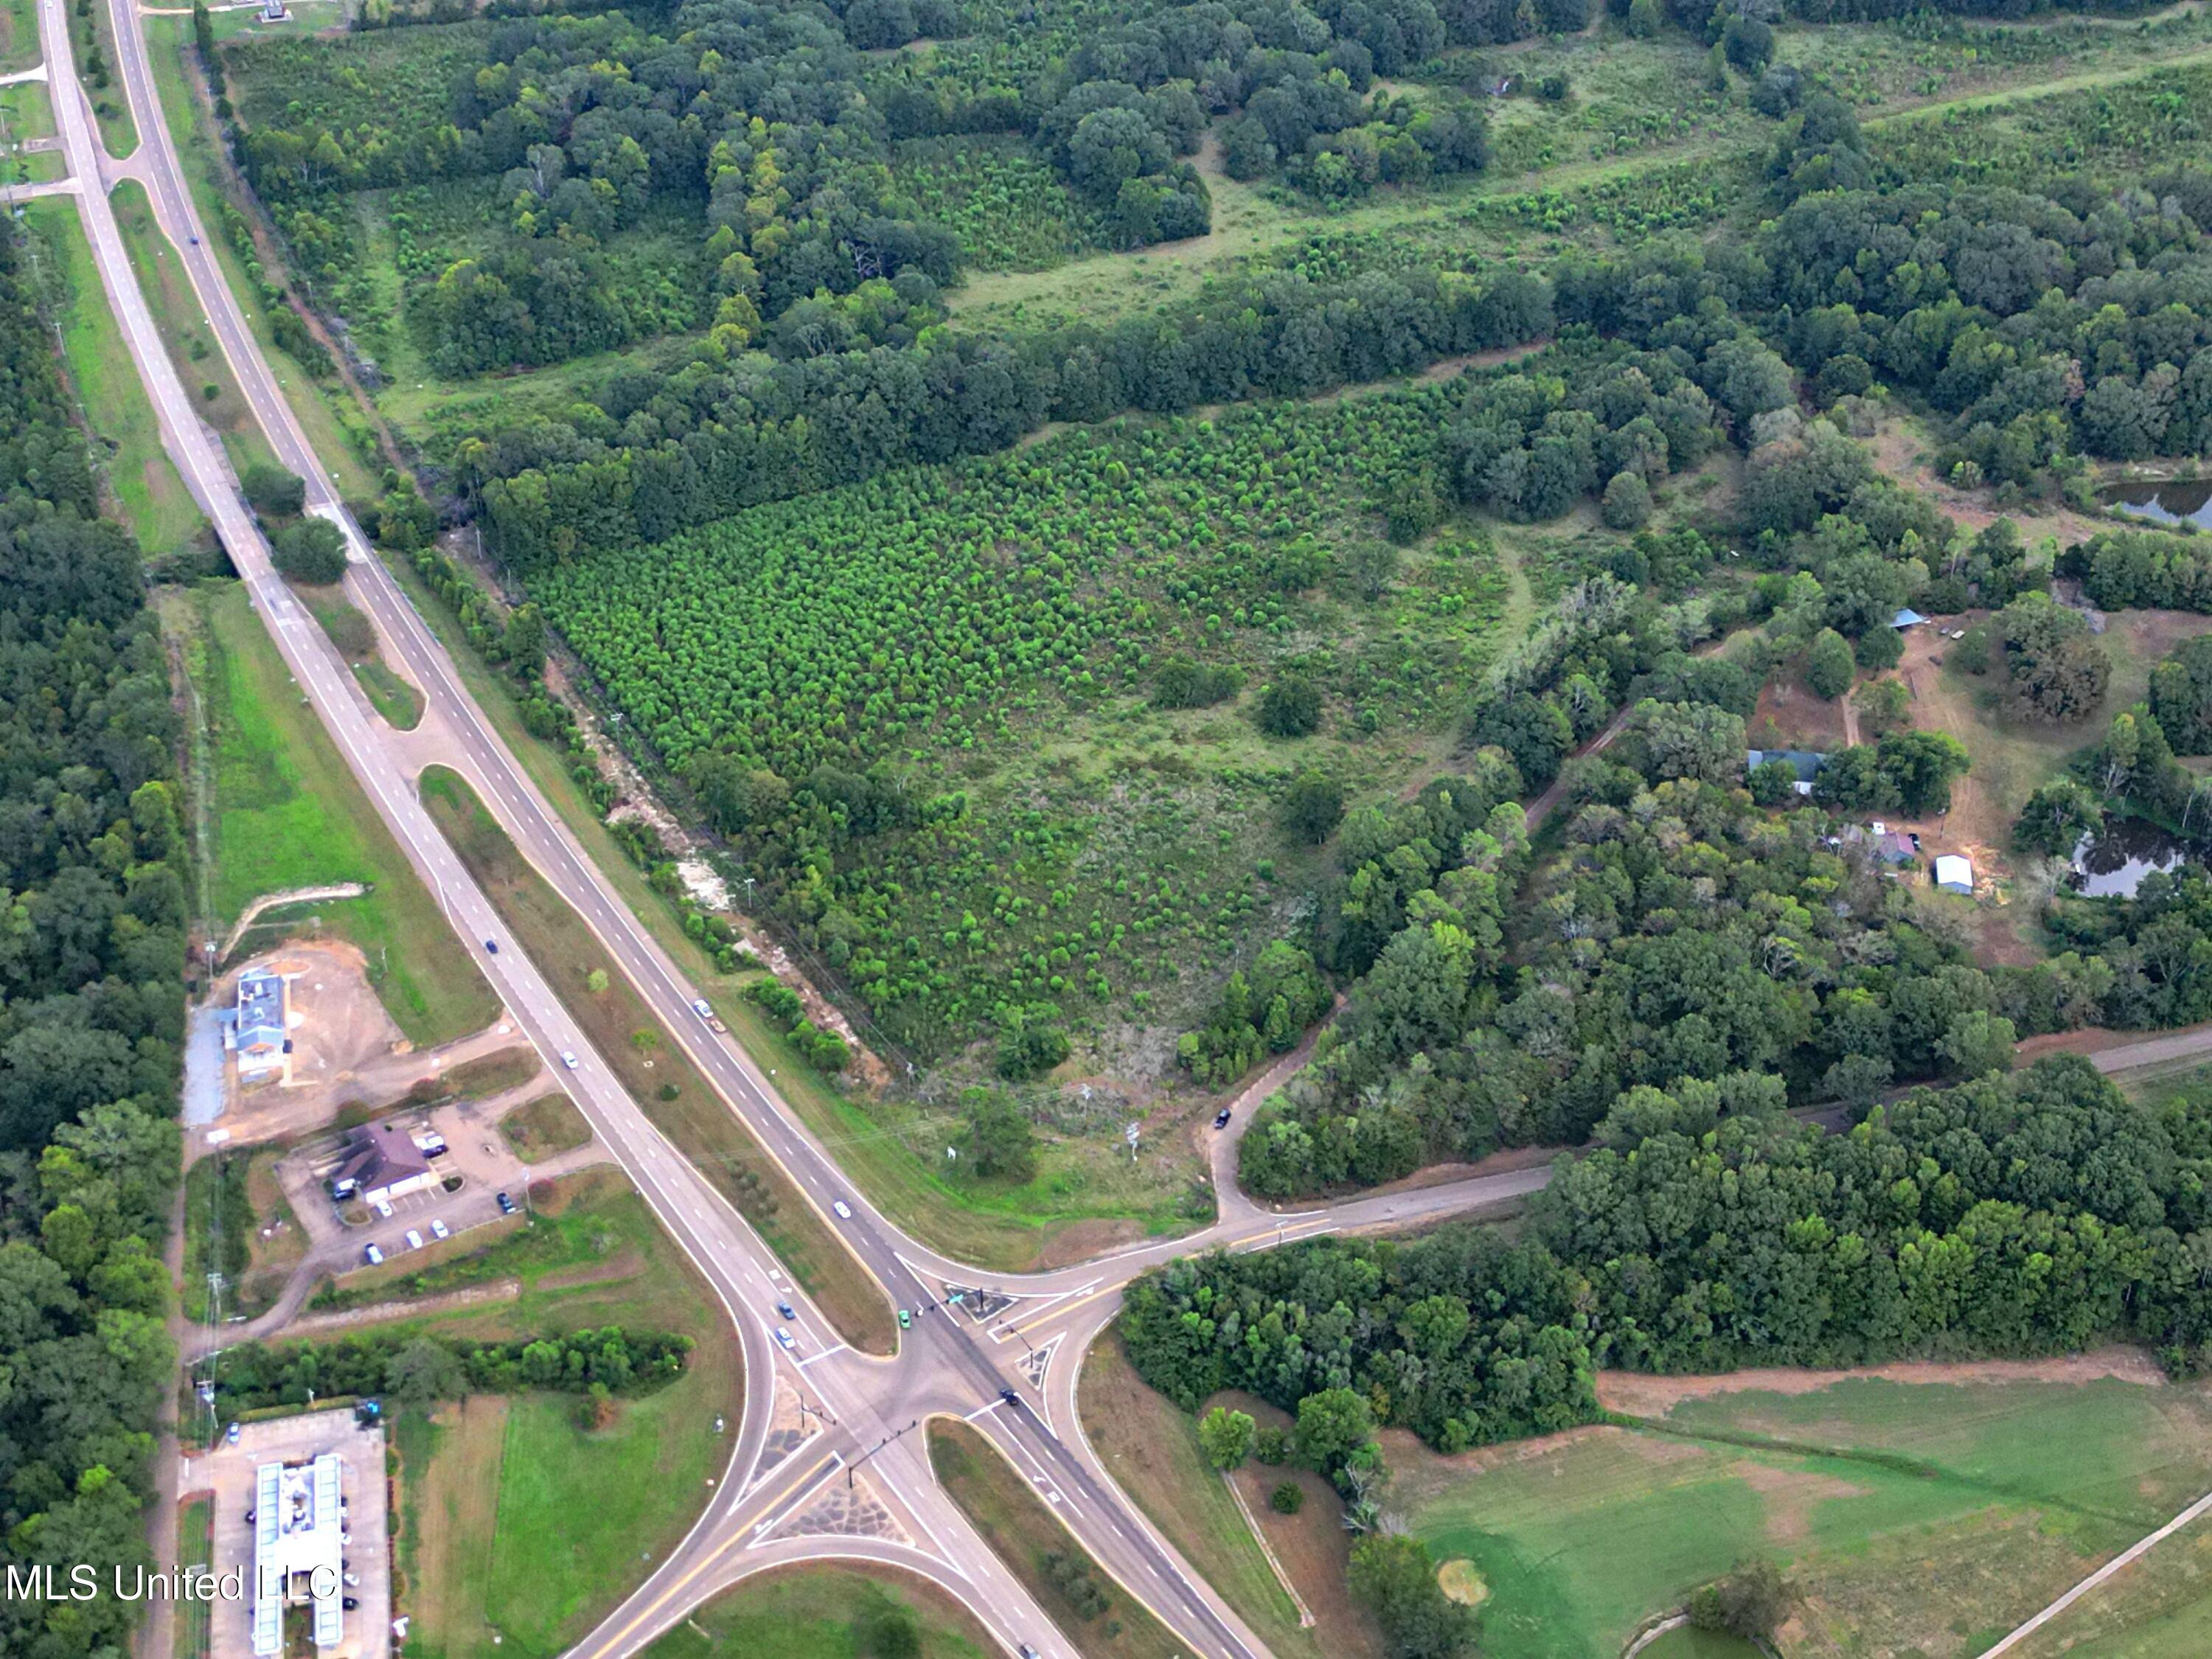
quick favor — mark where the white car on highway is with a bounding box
[832,1200,852,1220]
[774,1327,796,1352]
[560,1050,580,1070]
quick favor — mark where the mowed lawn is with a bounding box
[385,1178,744,1659]
[169,581,498,1044]
[639,1565,995,1659]
[1402,1373,2212,1659]
[21,201,205,557]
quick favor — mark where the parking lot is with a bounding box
[187,1409,390,1659]
[277,1095,567,1272]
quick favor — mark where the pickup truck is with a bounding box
[689,997,728,1034]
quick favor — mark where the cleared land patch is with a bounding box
[1399,1371,2212,1659]
[162,580,498,1046]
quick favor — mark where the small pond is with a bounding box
[2105,478,2212,531]
[2071,817,2192,897]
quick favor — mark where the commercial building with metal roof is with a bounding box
[252,1453,347,1655]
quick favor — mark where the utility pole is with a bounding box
[848,1419,918,1489]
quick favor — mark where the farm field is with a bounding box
[161,580,498,1043]
[636,1565,995,1659]
[19,200,206,557]
[369,1174,745,1659]
[532,389,1528,1062]
[1401,1366,2212,1659]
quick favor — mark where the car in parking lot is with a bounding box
[496,1191,515,1215]
[776,1299,796,1321]
[832,1200,852,1220]
[405,1228,425,1251]
[371,1197,394,1219]
[560,1050,580,1070]
[363,1243,383,1266]
[430,1219,450,1240]
[774,1327,796,1352]
[226,1422,240,1446]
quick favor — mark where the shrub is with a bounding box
[1601,470,1652,531]
[1269,1481,1304,1514]
[1805,628,1854,700]
[242,461,307,518]
[1281,773,1346,844]
[1257,676,1324,738]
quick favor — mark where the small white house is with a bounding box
[1934,855,1974,894]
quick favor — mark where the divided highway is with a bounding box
[52,10,1594,1659]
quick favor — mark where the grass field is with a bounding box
[70,0,134,154]
[1401,1371,2212,1659]
[437,1046,541,1100]
[163,580,498,1044]
[111,178,277,479]
[418,765,893,1354]
[354,1174,742,1659]
[501,1093,591,1164]
[0,0,35,73]
[926,1417,1189,1659]
[294,581,425,728]
[181,1145,305,1321]
[637,1565,995,1659]
[173,1495,213,1659]
[21,201,205,556]
[1,72,52,144]
[2011,1505,2212,1658]
[1640,1628,1764,1659]
[1076,1336,1338,1659]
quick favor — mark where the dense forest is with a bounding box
[1128,1053,2212,1455]
[218,0,1508,375]
[0,219,189,1659]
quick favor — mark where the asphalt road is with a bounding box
[72,9,2212,1655]
[55,11,1559,1658]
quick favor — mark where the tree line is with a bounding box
[206,1325,694,1415]
[1127,1054,2212,1653]
[0,218,191,1659]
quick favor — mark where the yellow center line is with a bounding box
[588,1451,837,1655]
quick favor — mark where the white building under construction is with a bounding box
[252,1453,347,1654]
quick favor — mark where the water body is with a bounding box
[2071,818,2191,897]
[2106,478,2212,530]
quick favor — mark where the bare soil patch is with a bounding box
[1031,1216,1149,1271]
[1749,669,1849,754]
[1738,1462,1871,1547]
[1595,1348,2170,1415]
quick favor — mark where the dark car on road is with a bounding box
[1214,1108,1232,1129]
[495,1191,516,1215]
